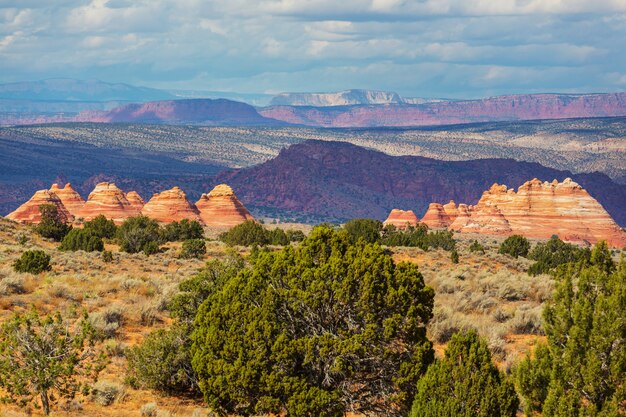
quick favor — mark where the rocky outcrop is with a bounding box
[6,189,72,224]
[448,204,473,231]
[141,187,201,223]
[421,203,453,229]
[260,93,626,127]
[383,209,419,229]
[49,183,84,217]
[442,200,459,222]
[75,182,141,224]
[270,89,404,106]
[125,191,145,212]
[196,184,254,228]
[450,179,626,247]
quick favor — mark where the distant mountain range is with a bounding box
[216,140,626,225]
[3,79,625,128]
[269,89,444,106]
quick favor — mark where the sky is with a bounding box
[1,0,626,98]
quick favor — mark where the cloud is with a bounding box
[0,0,624,98]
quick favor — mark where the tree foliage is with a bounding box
[34,204,71,241]
[469,240,486,254]
[13,250,51,274]
[59,228,104,252]
[192,227,435,417]
[0,310,102,415]
[527,236,590,276]
[410,331,519,417]
[128,255,244,396]
[82,215,117,239]
[116,216,162,254]
[498,235,530,258]
[179,239,206,259]
[343,218,383,244]
[160,219,204,242]
[515,242,625,416]
[219,220,302,246]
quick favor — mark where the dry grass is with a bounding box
[0,219,554,416]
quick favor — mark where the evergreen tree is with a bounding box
[192,227,435,417]
[116,216,162,254]
[34,204,71,241]
[13,250,51,274]
[410,330,519,417]
[498,235,530,258]
[0,310,101,415]
[59,228,104,252]
[82,215,117,239]
[342,218,383,244]
[516,242,625,416]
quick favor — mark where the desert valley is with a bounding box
[1,1,626,416]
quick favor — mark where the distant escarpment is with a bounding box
[76,98,280,125]
[260,93,626,127]
[6,182,252,228]
[396,178,625,248]
[215,140,626,226]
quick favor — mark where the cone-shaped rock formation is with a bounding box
[383,209,419,229]
[76,182,141,224]
[6,190,72,224]
[451,178,626,247]
[421,203,453,229]
[125,191,145,212]
[196,184,254,228]
[50,183,85,217]
[141,187,201,223]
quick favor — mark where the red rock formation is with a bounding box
[421,203,453,229]
[383,209,419,229]
[196,184,254,228]
[451,178,626,247]
[75,182,141,224]
[141,187,201,223]
[125,191,145,212]
[50,183,84,218]
[448,204,473,231]
[6,189,72,224]
[442,200,459,222]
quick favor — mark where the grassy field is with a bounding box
[0,218,554,416]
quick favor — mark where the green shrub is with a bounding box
[13,250,51,274]
[515,243,623,416]
[127,325,199,395]
[381,224,429,249]
[427,230,456,251]
[410,331,518,417]
[34,204,72,241]
[179,239,206,259]
[142,241,160,256]
[285,229,306,242]
[342,218,383,243]
[83,215,117,239]
[102,250,114,263]
[161,219,204,242]
[116,216,162,254]
[498,235,530,258]
[219,220,269,246]
[192,227,435,416]
[450,249,459,264]
[527,236,590,275]
[469,240,485,254]
[59,228,104,252]
[268,228,289,245]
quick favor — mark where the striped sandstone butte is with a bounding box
[75,182,141,224]
[420,203,453,229]
[141,187,201,223]
[452,179,625,247]
[6,189,72,224]
[196,184,254,228]
[383,209,419,229]
[125,191,145,213]
[49,183,85,218]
